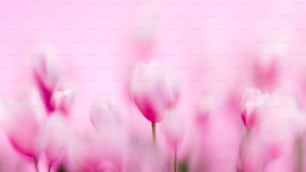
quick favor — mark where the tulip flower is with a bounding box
[90,100,122,133]
[129,61,180,144]
[253,40,287,92]
[69,130,125,172]
[5,96,45,172]
[126,137,165,172]
[90,100,128,159]
[52,88,74,116]
[238,88,268,171]
[41,113,70,172]
[161,111,185,172]
[67,131,104,171]
[32,48,60,114]
[240,88,268,130]
[239,91,306,171]
[257,93,306,159]
[87,101,127,171]
[195,95,219,129]
[133,8,156,60]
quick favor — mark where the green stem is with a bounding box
[174,150,177,172]
[151,122,156,145]
[295,136,303,172]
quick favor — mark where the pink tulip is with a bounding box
[194,95,219,129]
[0,129,32,171]
[162,111,184,151]
[161,110,185,172]
[68,130,125,172]
[5,96,45,172]
[41,113,70,172]
[52,88,74,116]
[252,41,287,92]
[133,10,156,61]
[81,101,127,171]
[90,101,128,158]
[32,49,60,114]
[130,61,180,144]
[253,59,279,92]
[90,101,122,132]
[67,131,104,171]
[237,134,267,172]
[240,88,268,129]
[126,138,166,172]
[239,91,306,171]
[256,93,305,155]
[189,99,241,172]
[129,61,179,123]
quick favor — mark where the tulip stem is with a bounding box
[33,159,39,172]
[295,136,303,172]
[174,150,177,172]
[237,129,250,172]
[48,164,52,172]
[151,122,156,145]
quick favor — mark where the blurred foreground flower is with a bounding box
[52,88,74,116]
[32,48,60,114]
[5,96,45,172]
[161,111,185,172]
[129,61,180,144]
[238,90,306,171]
[41,113,70,172]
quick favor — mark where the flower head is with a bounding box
[240,88,268,129]
[32,47,60,114]
[129,61,180,123]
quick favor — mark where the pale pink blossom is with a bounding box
[5,96,45,163]
[52,88,74,115]
[32,47,60,114]
[239,91,306,171]
[161,110,185,151]
[41,113,70,171]
[68,130,125,172]
[90,101,122,132]
[69,101,128,171]
[129,61,180,123]
[240,88,269,129]
[255,93,306,157]
[252,39,288,92]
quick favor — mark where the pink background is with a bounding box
[1,0,306,171]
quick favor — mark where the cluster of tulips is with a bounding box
[1,40,306,172]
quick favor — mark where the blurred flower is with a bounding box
[68,130,125,172]
[253,39,288,92]
[162,111,184,152]
[126,138,166,172]
[129,61,180,146]
[52,88,74,116]
[32,48,60,114]
[129,61,180,123]
[133,8,156,60]
[41,113,70,171]
[90,100,122,133]
[76,100,128,171]
[240,88,268,129]
[161,110,185,172]
[239,91,306,171]
[256,92,306,158]
[194,95,219,129]
[5,95,46,171]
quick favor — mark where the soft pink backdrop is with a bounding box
[1,0,306,171]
